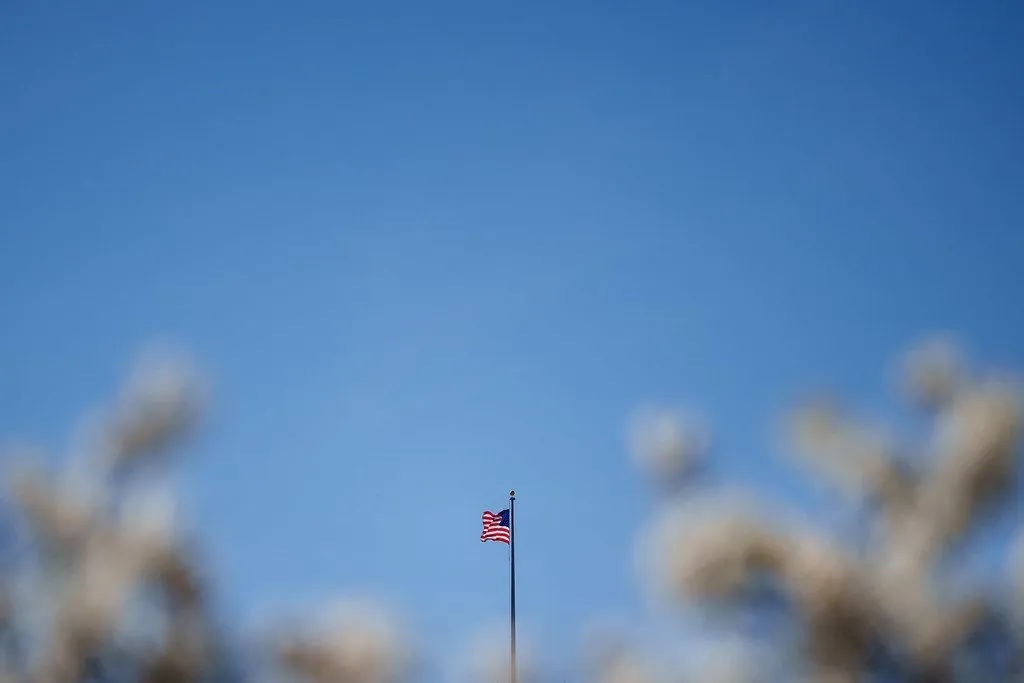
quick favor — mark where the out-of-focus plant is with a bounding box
[1,338,1021,683]
[627,408,710,493]
[622,338,1023,683]
[0,351,413,683]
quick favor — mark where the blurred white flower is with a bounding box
[8,462,98,551]
[56,528,144,653]
[783,535,860,611]
[277,597,411,683]
[932,382,1019,475]
[917,381,1021,546]
[628,408,709,487]
[115,481,183,578]
[118,479,179,534]
[785,402,911,513]
[899,337,965,409]
[636,495,789,603]
[102,349,207,467]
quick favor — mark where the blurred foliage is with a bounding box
[0,338,1021,683]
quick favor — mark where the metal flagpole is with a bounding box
[509,489,517,683]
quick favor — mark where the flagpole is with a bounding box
[509,489,517,683]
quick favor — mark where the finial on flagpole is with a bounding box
[509,490,515,499]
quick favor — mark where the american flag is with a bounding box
[480,509,511,544]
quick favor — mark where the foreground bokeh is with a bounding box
[1,338,1021,683]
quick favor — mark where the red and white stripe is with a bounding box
[480,510,510,544]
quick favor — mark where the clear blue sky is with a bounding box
[2,0,1023,678]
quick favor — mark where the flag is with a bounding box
[481,509,511,544]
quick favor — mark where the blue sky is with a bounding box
[2,0,1023,678]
